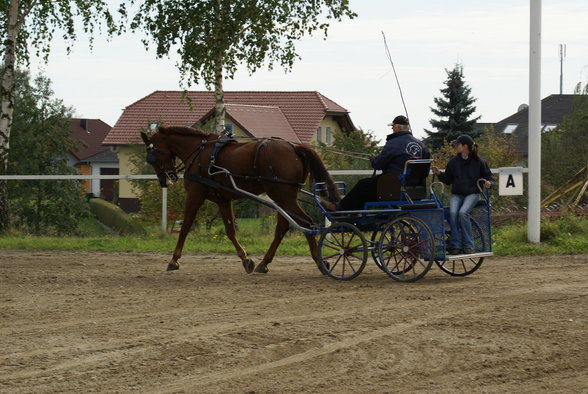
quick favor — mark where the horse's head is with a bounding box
[140,131,179,188]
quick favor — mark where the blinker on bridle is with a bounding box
[145,143,179,186]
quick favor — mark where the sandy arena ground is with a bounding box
[0,249,587,393]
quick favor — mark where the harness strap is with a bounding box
[252,139,267,171]
[209,135,235,168]
[209,137,303,186]
[230,173,304,187]
[184,138,208,173]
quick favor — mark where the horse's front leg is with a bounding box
[218,201,255,273]
[168,191,205,271]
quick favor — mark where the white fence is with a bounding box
[1,168,527,233]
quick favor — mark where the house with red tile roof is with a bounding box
[68,118,118,201]
[103,90,356,211]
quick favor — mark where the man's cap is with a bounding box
[387,115,409,126]
[451,135,475,147]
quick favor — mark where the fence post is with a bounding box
[161,187,168,233]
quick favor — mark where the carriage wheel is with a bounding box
[371,220,414,272]
[371,230,385,271]
[435,218,486,276]
[318,222,368,280]
[377,216,434,282]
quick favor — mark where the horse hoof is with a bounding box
[243,259,255,274]
[253,264,268,274]
[167,263,180,271]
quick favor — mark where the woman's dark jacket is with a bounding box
[438,154,494,195]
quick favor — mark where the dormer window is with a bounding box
[503,124,518,134]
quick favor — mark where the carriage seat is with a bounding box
[376,159,431,203]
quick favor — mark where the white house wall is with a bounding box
[90,163,119,197]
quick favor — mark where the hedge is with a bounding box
[89,198,146,235]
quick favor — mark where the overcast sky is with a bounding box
[29,0,588,142]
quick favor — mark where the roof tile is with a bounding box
[69,118,112,161]
[103,91,349,145]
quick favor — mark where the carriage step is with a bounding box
[446,252,493,260]
[399,202,438,210]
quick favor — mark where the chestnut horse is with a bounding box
[140,125,340,273]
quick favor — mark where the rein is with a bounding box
[218,135,372,162]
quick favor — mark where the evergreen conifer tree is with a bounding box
[424,64,481,149]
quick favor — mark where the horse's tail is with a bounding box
[294,145,341,203]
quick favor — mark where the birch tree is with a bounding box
[0,0,118,232]
[129,0,356,134]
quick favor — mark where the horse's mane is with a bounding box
[157,125,211,137]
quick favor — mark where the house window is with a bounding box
[326,127,332,145]
[316,127,322,142]
[225,123,233,133]
[503,124,518,134]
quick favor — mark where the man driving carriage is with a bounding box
[321,115,430,211]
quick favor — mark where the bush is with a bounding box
[89,198,146,235]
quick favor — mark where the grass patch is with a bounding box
[1,216,586,256]
[492,215,588,255]
[0,217,311,255]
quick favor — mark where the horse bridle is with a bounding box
[146,143,179,187]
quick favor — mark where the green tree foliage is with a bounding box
[127,144,221,230]
[128,0,356,133]
[314,128,379,213]
[424,64,481,150]
[7,70,90,234]
[432,129,522,172]
[542,90,588,196]
[0,0,120,232]
[320,128,380,170]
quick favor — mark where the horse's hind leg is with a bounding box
[218,201,255,273]
[168,191,205,271]
[254,214,290,274]
[289,206,323,273]
[257,200,324,274]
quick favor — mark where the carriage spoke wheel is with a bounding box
[435,218,485,277]
[377,216,434,282]
[318,222,368,280]
[371,220,412,272]
[371,230,384,271]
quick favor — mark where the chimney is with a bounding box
[80,119,89,132]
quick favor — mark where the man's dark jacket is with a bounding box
[370,131,430,173]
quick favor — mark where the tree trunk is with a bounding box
[213,59,226,135]
[0,0,20,232]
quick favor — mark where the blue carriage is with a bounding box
[312,159,493,281]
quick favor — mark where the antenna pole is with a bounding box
[382,31,410,129]
[559,43,566,94]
